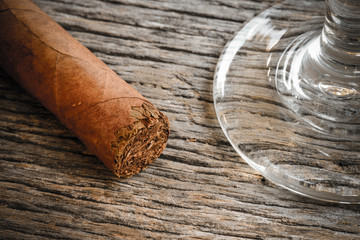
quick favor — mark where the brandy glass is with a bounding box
[213,0,360,203]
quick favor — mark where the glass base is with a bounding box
[213,0,360,203]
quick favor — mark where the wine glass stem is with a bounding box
[321,0,360,66]
[275,0,360,135]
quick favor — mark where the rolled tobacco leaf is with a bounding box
[0,0,169,177]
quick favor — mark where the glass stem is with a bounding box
[321,0,360,66]
[300,0,360,111]
[275,0,360,136]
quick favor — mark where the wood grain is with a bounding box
[0,0,359,239]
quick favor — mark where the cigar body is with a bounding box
[0,0,169,177]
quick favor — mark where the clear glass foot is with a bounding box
[213,0,360,203]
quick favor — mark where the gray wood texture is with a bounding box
[0,0,359,239]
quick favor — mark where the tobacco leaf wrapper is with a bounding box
[0,0,169,177]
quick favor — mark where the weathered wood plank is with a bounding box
[0,0,360,239]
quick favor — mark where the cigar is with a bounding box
[0,0,170,177]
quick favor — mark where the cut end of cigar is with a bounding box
[111,102,170,178]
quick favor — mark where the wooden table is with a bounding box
[1,0,359,239]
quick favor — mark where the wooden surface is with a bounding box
[0,0,359,239]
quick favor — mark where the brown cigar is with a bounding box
[0,0,169,177]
